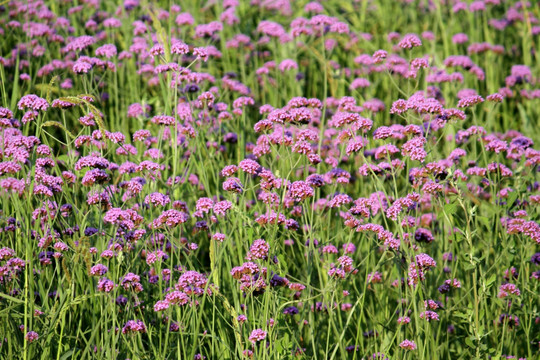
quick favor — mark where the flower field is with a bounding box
[0,0,539,359]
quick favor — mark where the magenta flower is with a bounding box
[498,283,521,298]
[397,316,410,325]
[17,94,49,111]
[248,329,267,343]
[457,95,484,108]
[399,339,417,350]
[246,239,269,260]
[90,264,108,276]
[95,44,117,58]
[122,320,147,334]
[398,34,422,49]
[419,311,440,321]
[25,331,39,343]
[97,278,115,293]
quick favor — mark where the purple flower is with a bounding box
[153,300,170,312]
[144,192,171,207]
[248,329,267,343]
[17,94,49,111]
[457,95,484,108]
[25,331,39,343]
[151,209,189,228]
[531,253,540,266]
[95,44,117,58]
[399,339,417,350]
[398,34,422,49]
[213,200,232,216]
[283,306,299,315]
[498,283,520,298]
[97,278,115,293]
[223,177,243,193]
[122,320,147,334]
[288,181,314,202]
[420,310,440,321]
[90,264,108,276]
[73,60,93,74]
[238,159,261,174]
[452,33,469,44]
[246,239,269,260]
[0,247,16,260]
[64,35,96,52]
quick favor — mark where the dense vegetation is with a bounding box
[0,0,539,359]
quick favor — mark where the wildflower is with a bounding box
[97,278,115,293]
[398,316,410,325]
[17,94,49,111]
[193,47,208,62]
[122,320,147,334]
[214,200,233,216]
[399,339,417,350]
[487,93,504,102]
[498,313,520,328]
[420,311,440,321]
[0,247,16,260]
[401,136,427,162]
[144,192,171,207]
[146,250,168,265]
[238,159,261,174]
[212,233,226,242]
[95,44,117,58]
[90,264,108,276]
[151,209,189,228]
[398,34,422,49]
[288,181,315,202]
[283,306,299,315]
[328,194,353,208]
[223,177,243,193]
[25,331,39,343]
[246,239,269,260]
[73,60,93,74]
[248,329,267,343]
[121,273,143,293]
[171,41,189,55]
[531,253,540,266]
[498,283,520,298]
[452,33,469,44]
[154,300,170,312]
[373,50,387,63]
[415,228,435,243]
[457,95,484,108]
[176,13,195,26]
[166,291,190,305]
[221,165,238,177]
[243,350,254,358]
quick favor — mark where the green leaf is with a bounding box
[381,333,392,350]
[443,203,457,214]
[60,349,77,360]
[476,216,491,229]
[506,192,518,208]
[465,337,475,348]
[0,292,25,304]
[275,338,284,353]
[485,274,497,287]
[210,240,219,288]
[453,311,469,320]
